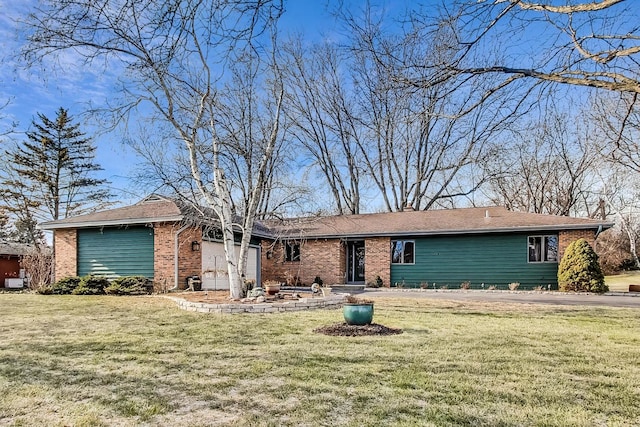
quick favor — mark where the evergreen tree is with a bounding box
[558,238,608,293]
[0,208,10,240]
[0,107,111,246]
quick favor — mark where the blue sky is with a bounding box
[1,0,559,211]
[1,0,376,205]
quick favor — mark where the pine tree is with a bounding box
[0,107,111,246]
[0,208,10,240]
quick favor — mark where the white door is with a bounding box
[201,241,259,290]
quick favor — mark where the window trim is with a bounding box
[283,240,301,263]
[527,235,558,264]
[391,240,415,265]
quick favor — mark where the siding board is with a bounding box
[390,233,558,289]
[77,227,154,279]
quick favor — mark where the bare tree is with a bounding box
[599,167,640,268]
[447,0,640,94]
[594,93,640,173]
[343,5,528,211]
[485,109,602,216]
[128,65,310,220]
[24,0,285,298]
[283,39,364,214]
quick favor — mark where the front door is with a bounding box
[347,241,365,283]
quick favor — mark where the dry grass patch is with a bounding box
[606,271,640,292]
[0,294,639,426]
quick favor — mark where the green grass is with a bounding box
[1,294,639,426]
[605,270,640,292]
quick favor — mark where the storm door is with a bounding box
[346,241,365,283]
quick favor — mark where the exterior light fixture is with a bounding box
[191,241,201,252]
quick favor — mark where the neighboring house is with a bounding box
[260,206,613,289]
[39,195,265,290]
[0,240,33,288]
[41,197,613,291]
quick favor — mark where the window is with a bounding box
[391,240,415,264]
[528,235,558,263]
[284,241,300,262]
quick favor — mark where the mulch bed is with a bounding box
[313,323,403,337]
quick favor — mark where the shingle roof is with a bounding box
[38,194,273,238]
[268,206,613,239]
[39,195,183,229]
[40,197,612,240]
[0,240,36,256]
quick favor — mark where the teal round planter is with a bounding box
[343,303,374,325]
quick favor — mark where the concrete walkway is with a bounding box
[360,289,640,308]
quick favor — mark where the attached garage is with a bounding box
[77,227,154,279]
[201,240,260,290]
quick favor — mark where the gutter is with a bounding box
[39,216,185,230]
[172,224,190,290]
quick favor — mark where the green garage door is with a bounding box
[77,227,154,279]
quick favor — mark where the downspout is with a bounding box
[595,225,603,239]
[171,224,190,290]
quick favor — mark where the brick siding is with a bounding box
[53,229,77,280]
[261,237,391,287]
[365,237,391,287]
[153,223,202,290]
[558,229,596,261]
[261,238,346,285]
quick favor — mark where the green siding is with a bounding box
[390,233,558,289]
[77,227,154,279]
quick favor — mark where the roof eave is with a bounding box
[39,215,185,230]
[280,222,615,240]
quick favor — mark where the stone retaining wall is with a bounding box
[164,294,347,314]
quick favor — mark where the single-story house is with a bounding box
[260,206,613,289]
[0,240,34,288]
[41,197,613,290]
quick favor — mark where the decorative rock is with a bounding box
[256,296,266,303]
[162,294,346,314]
[248,287,265,298]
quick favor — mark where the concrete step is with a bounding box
[327,284,366,293]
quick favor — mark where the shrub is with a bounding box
[36,285,53,295]
[50,276,82,294]
[366,275,384,288]
[73,275,109,295]
[20,250,52,290]
[595,228,635,274]
[460,281,471,290]
[508,282,520,291]
[375,275,383,288]
[105,276,154,295]
[241,279,256,297]
[558,238,608,293]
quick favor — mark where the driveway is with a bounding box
[361,289,640,308]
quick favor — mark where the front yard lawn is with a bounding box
[606,270,640,292]
[0,294,639,426]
